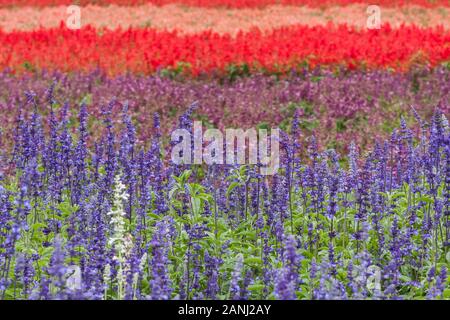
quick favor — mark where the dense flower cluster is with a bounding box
[0,68,448,153]
[0,91,448,299]
[0,0,448,8]
[1,24,448,76]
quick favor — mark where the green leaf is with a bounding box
[245,257,262,265]
[226,181,240,197]
[444,289,450,299]
[147,212,160,220]
[30,222,46,231]
[248,284,265,292]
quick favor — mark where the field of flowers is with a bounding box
[0,0,449,301]
[0,0,449,8]
[2,24,449,75]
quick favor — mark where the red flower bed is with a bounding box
[1,24,448,76]
[0,0,448,8]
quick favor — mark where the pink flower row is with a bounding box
[0,4,448,33]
